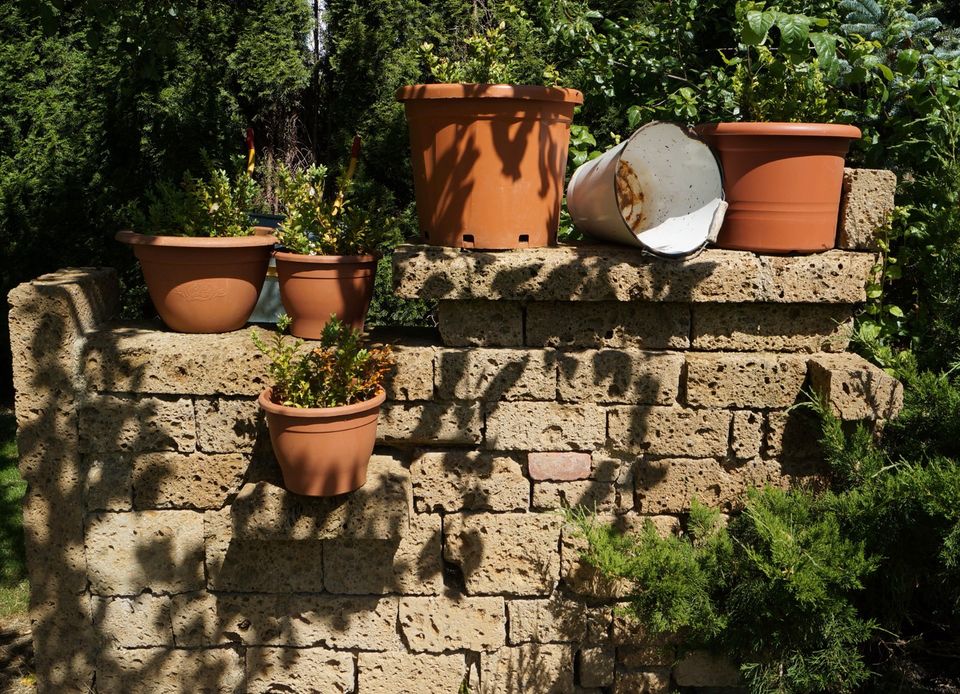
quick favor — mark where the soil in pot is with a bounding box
[117,231,275,333]
[259,387,385,496]
[274,252,377,339]
[396,83,584,250]
[698,122,861,253]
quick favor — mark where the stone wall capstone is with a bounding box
[8,168,901,693]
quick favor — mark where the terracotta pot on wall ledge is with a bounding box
[698,122,862,254]
[274,252,378,339]
[397,83,584,250]
[116,231,275,333]
[259,387,385,496]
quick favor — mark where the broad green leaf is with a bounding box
[743,10,776,46]
[811,33,840,79]
[627,105,642,129]
[877,63,894,81]
[777,14,810,50]
[897,49,920,75]
[888,305,905,318]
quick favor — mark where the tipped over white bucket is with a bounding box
[566,121,726,258]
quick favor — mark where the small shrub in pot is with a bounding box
[273,145,392,338]
[117,168,276,333]
[253,315,394,496]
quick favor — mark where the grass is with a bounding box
[0,410,27,620]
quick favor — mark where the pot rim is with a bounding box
[116,230,278,247]
[396,83,584,104]
[258,387,386,418]
[274,251,379,264]
[697,122,862,139]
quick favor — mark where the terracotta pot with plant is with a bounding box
[697,8,861,253]
[117,168,275,333]
[274,140,389,339]
[397,14,583,250]
[253,316,394,496]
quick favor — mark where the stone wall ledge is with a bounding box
[393,244,877,304]
[231,456,411,541]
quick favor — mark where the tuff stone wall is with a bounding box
[9,168,901,693]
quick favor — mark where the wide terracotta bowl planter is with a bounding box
[396,83,584,249]
[698,122,862,253]
[259,387,385,496]
[116,231,275,333]
[274,252,377,339]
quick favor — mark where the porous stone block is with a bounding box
[231,456,410,541]
[532,481,618,513]
[613,669,670,694]
[766,409,824,460]
[247,647,355,694]
[526,302,689,350]
[760,250,876,304]
[528,452,592,481]
[485,402,605,451]
[480,644,574,694]
[436,348,557,401]
[507,596,612,645]
[93,594,174,648]
[132,451,247,509]
[445,512,562,596]
[411,451,528,512]
[579,647,616,688]
[96,646,243,693]
[692,303,854,352]
[179,593,402,650]
[359,651,469,694]
[557,350,683,404]
[83,326,268,396]
[323,513,444,595]
[399,596,506,652]
[85,457,133,511]
[195,397,260,453]
[438,300,523,346]
[378,401,482,444]
[838,168,897,250]
[203,508,325,593]
[731,410,763,461]
[22,489,89,596]
[607,407,731,457]
[393,245,767,303]
[29,595,96,692]
[673,650,741,687]
[392,244,475,298]
[617,644,675,669]
[386,345,436,400]
[85,510,205,595]
[685,353,807,408]
[808,353,904,420]
[635,458,741,513]
[79,395,196,453]
[9,267,117,416]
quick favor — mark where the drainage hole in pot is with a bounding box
[461,234,475,249]
[518,234,529,245]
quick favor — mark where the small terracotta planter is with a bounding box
[274,252,377,338]
[396,83,584,249]
[698,122,861,253]
[259,387,385,496]
[116,231,275,333]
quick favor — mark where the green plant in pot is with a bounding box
[273,142,389,339]
[698,1,861,254]
[396,7,584,250]
[253,316,394,496]
[118,167,276,333]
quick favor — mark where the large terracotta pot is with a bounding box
[274,252,377,339]
[259,387,385,496]
[698,122,861,253]
[116,231,275,333]
[396,83,584,249]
